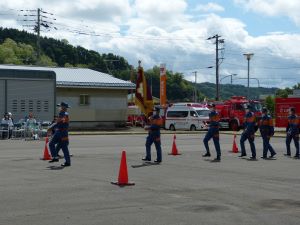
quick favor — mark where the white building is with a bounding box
[0,65,135,129]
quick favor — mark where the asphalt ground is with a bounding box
[0,133,299,225]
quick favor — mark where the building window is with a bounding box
[37,100,41,112]
[29,100,33,112]
[12,100,18,112]
[44,100,49,112]
[21,100,26,112]
[80,94,89,105]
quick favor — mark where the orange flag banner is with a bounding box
[135,64,154,116]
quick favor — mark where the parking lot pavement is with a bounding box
[0,133,299,225]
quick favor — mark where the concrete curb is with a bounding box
[69,130,287,138]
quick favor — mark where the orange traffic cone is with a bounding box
[111,150,135,186]
[232,134,239,153]
[168,134,182,155]
[41,137,52,160]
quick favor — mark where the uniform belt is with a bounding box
[58,128,68,131]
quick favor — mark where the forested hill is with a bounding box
[196,82,278,100]
[0,27,132,80]
[0,27,279,101]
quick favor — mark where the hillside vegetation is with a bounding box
[0,27,279,101]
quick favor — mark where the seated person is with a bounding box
[26,112,38,139]
[1,113,14,138]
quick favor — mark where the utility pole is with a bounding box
[19,8,57,65]
[36,8,41,64]
[216,35,219,101]
[130,66,134,104]
[207,34,224,101]
[243,53,254,99]
[193,71,197,102]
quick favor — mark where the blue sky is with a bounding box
[1,0,300,88]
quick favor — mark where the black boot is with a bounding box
[48,158,59,163]
[248,156,257,161]
[202,152,211,157]
[142,157,151,161]
[211,157,221,162]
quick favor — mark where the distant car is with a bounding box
[165,103,210,131]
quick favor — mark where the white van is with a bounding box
[165,103,210,131]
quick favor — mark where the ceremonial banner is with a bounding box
[135,65,154,116]
[160,63,167,107]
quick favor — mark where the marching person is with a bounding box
[239,105,257,160]
[49,115,63,159]
[285,107,300,159]
[143,107,162,163]
[48,102,71,167]
[202,104,221,162]
[259,107,276,159]
[49,115,73,159]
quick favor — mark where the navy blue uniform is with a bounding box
[240,111,256,158]
[49,111,71,165]
[145,114,162,162]
[49,120,62,156]
[286,114,299,156]
[259,114,276,158]
[203,110,221,159]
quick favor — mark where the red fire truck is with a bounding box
[214,96,262,131]
[275,98,300,127]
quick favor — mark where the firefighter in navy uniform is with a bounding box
[142,108,162,163]
[239,105,257,160]
[259,107,276,159]
[202,104,221,162]
[285,107,300,159]
[48,102,71,167]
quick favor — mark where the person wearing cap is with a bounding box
[48,102,71,167]
[259,107,276,159]
[7,112,14,123]
[203,104,221,162]
[285,107,300,158]
[239,104,257,160]
[143,107,163,163]
[1,112,13,139]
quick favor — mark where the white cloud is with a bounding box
[132,0,188,30]
[194,2,224,13]
[0,0,132,23]
[0,0,300,88]
[235,0,300,26]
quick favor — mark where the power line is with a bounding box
[207,34,225,101]
[224,62,300,70]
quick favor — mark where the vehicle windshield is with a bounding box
[249,102,262,112]
[196,110,210,117]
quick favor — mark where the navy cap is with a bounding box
[57,102,70,108]
[262,107,268,113]
[210,103,216,107]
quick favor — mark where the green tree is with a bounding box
[265,95,275,116]
[275,88,293,98]
[39,54,57,66]
[0,38,36,64]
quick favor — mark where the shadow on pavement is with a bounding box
[46,165,65,170]
[131,162,160,168]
